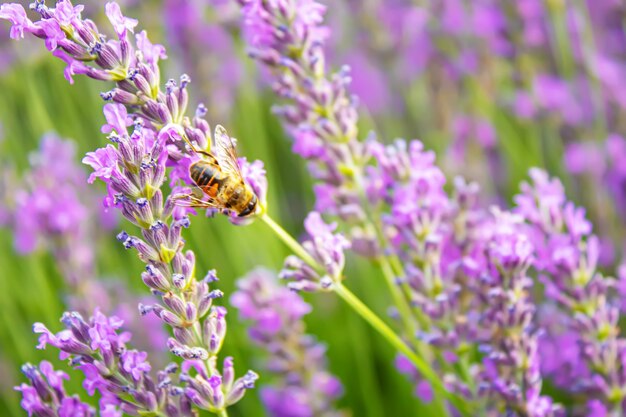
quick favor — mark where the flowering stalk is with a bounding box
[236,0,419,342]
[515,169,626,414]
[15,361,94,417]
[231,268,343,416]
[478,209,562,416]
[0,2,258,415]
[33,310,190,417]
[90,104,256,417]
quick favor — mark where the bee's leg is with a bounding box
[173,193,218,209]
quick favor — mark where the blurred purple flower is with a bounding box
[343,52,391,115]
[164,0,241,120]
[564,142,605,177]
[515,169,626,410]
[2,134,121,314]
[232,268,343,416]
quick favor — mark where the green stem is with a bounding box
[261,213,471,416]
[378,254,419,336]
[350,165,420,333]
[261,214,322,274]
[334,283,470,416]
[216,409,229,417]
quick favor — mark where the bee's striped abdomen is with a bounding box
[190,161,224,198]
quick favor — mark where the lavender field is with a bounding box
[0,0,625,416]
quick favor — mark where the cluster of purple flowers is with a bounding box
[238,0,375,254]
[478,210,561,416]
[84,108,260,415]
[16,361,94,417]
[362,134,561,414]
[279,212,350,292]
[33,310,190,417]
[514,169,626,415]
[233,0,626,415]
[231,268,343,416]
[0,1,261,415]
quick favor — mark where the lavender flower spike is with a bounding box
[1,1,260,414]
[2,134,116,314]
[515,169,626,413]
[237,0,377,254]
[16,361,94,417]
[279,212,350,292]
[85,104,256,414]
[231,268,344,417]
[33,310,192,416]
[478,209,562,417]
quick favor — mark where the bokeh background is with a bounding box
[0,0,625,415]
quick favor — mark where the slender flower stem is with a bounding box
[261,213,470,416]
[378,255,418,332]
[353,167,420,332]
[261,214,323,273]
[334,283,468,416]
[217,409,229,417]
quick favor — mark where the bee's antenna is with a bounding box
[173,129,216,162]
[179,132,201,154]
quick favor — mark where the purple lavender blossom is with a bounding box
[15,361,94,417]
[366,140,561,414]
[12,134,88,255]
[33,310,191,416]
[477,209,562,416]
[83,106,257,412]
[515,169,626,412]
[237,0,370,249]
[279,212,350,292]
[2,134,115,311]
[1,1,261,413]
[231,268,343,416]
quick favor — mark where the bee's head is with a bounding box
[238,194,258,217]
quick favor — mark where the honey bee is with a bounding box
[179,125,258,217]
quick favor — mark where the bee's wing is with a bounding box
[212,125,245,183]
